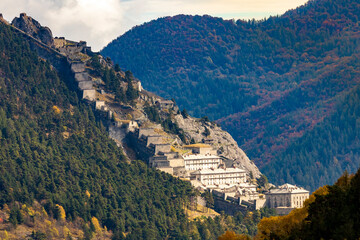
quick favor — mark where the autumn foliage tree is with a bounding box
[256,169,360,240]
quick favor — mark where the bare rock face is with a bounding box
[12,13,54,47]
[175,114,261,178]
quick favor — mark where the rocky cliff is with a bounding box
[175,114,261,178]
[11,13,54,47]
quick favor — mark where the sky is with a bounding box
[0,0,308,51]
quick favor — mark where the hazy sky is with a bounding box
[0,0,308,51]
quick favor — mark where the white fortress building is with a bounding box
[190,167,247,186]
[183,144,222,171]
[183,154,222,171]
[265,183,310,215]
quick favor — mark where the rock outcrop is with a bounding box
[175,114,261,178]
[0,14,8,24]
[11,13,54,47]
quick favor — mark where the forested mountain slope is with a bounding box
[102,0,360,190]
[265,85,360,191]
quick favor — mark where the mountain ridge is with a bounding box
[101,0,360,190]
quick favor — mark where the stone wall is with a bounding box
[126,132,154,163]
[213,196,247,216]
[147,136,164,146]
[157,167,173,175]
[96,101,106,110]
[154,144,171,154]
[83,90,96,100]
[78,81,93,90]
[71,62,86,73]
[75,72,90,82]
[138,128,156,138]
[168,158,185,167]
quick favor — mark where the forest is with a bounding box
[102,0,360,190]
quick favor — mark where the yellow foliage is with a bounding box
[52,105,61,114]
[41,207,48,218]
[21,204,27,210]
[256,208,307,240]
[302,185,329,209]
[63,226,70,237]
[219,231,250,240]
[27,207,35,217]
[45,219,52,227]
[1,230,9,240]
[51,227,59,237]
[2,204,10,213]
[85,190,91,198]
[63,226,71,237]
[91,216,102,233]
[56,204,66,221]
[256,186,330,240]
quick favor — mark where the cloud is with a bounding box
[0,0,308,51]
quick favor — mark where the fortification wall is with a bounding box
[213,197,247,216]
[155,144,171,154]
[96,101,106,110]
[75,72,89,82]
[169,158,185,168]
[71,62,85,73]
[138,128,156,138]
[109,125,127,146]
[83,90,96,100]
[147,136,164,146]
[126,132,154,163]
[78,81,93,90]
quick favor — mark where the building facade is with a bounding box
[265,184,310,211]
[183,154,222,171]
[190,167,246,186]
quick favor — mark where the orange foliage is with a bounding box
[218,231,250,240]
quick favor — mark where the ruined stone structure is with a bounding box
[155,100,174,110]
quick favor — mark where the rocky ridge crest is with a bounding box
[11,13,54,47]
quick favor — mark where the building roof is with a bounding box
[278,183,298,190]
[183,154,221,160]
[184,143,212,148]
[268,183,309,194]
[190,167,246,175]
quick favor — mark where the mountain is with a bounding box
[0,14,273,239]
[101,0,360,190]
